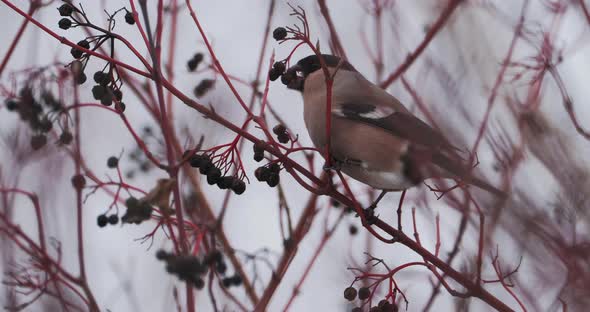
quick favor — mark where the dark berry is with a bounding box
[358,287,370,300]
[113,89,123,101]
[93,71,109,85]
[100,90,113,106]
[268,162,280,173]
[92,85,106,100]
[204,251,222,265]
[253,152,264,162]
[253,141,265,154]
[269,68,281,81]
[192,277,205,289]
[76,72,87,85]
[71,47,83,59]
[39,117,53,133]
[222,277,232,288]
[124,11,135,25]
[230,274,242,286]
[215,261,227,274]
[30,134,47,150]
[266,173,279,187]
[369,307,381,312]
[352,308,362,312]
[189,154,209,168]
[59,131,73,145]
[349,225,358,235]
[58,18,72,30]
[273,124,286,135]
[277,133,289,144]
[231,179,246,195]
[5,99,18,111]
[273,62,286,73]
[272,27,287,40]
[199,160,213,175]
[116,102,126,113]
[378,300,395,312]
[344,286,357,301]
[187,59,198,71]
[97,214,108,227]
[77,40,90,49]
[156,249,169,260]
[217,176,234,190]
[71,174,86,189]
[108,214,119,225]
[58,4,74,16]
[107,156,119,168]
[125,197,139,208]
[255,167,270,182]
[194,79,215,98]
[206,167,222,185]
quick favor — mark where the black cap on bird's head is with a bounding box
[283,54,355,91]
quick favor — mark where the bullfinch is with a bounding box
[282,54,505,200]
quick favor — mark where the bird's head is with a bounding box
[283,54,355,91]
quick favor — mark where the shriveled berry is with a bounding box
[124,11,135,25]
[351,308,362,312]
[58,4,74,16]
[97,214,108,227]
[349,225,358,235]
[108,214,119,225]
[92,85,106,100]
[344,286,357,301]
[199,160,213,175]
[231,179,246,195]
[187,58,198,71]
[277,133,289,144]
[378,300,395,312]
[273,124,286,135]
[107,156,119,168]
[222,277,233,288]
[230,274,242,286]
[71,47,83,59]
[281,69,296,85]
[369,307,381,312]
[77,39,90,49]
[272,27,287,40]
[192,277,205,289]
[273,62,286,73]
[71,174,86,189]
[358,287,370,300]
[100,90,113,106]
[253,141,265,154]
[266,173,279,187]
[31,134,47,150]
[58,18,72,30]
[59,131,73,145]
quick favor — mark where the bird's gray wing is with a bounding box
[334,102,458,151]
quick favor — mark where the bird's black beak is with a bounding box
[283,64,304,91]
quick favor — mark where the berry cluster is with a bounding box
[269,61,286,81]
[193,79,215,98]
[91,71,124,110]
[4,88,73,150]
[189,153,246,194]
[121,197,153,224]
[272,124,290,144]
[156,251,207,289]
[344,286,397,312]
[187,53,204,72]
[57,3,80,30]
[254,163,280,187]
[96,213,119,228]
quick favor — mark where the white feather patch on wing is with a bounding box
[332,105,395,120]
